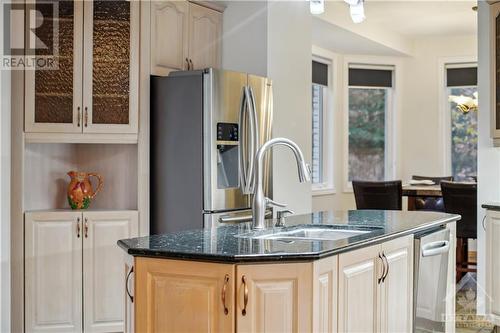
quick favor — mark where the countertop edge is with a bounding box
[118,214,460,264]
[482,203,500,211]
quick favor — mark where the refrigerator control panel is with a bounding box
[217,123,239,142]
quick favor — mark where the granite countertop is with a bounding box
[118,210,460,263]
[482,203,500,211]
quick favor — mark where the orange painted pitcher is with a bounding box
[67,171,104,210]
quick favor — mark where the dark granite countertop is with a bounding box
[482,203,500,211]
[118,210,460,263]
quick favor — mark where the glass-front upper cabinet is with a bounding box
[25,0,139,136]
[83,0,139,134]
[25,0,83,133]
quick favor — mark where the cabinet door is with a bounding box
[313,256,338,333]
[188,3,222,70]
[338,244,381,333]
[25,1,83,133]
[25,211,83,333]
[151,1,189,75]
[379,235,413,333]
[236,263,313,333]
[83,0,139,134]
[487,211,500,324]
[82,211,139,333]
[135,258,235,333]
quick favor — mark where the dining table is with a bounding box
[402,184,442,211]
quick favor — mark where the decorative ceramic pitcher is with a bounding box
[67,171,104,210]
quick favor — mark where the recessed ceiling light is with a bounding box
[310,0,325,15]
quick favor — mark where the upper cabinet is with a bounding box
[151,1,222,76]
[491,2,500,142]
[25,0,139,138]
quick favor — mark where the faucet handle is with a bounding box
[276,209,295,227]
[265,197,287,208]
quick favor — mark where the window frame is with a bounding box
[311,51,336,195]
[438,57,478,176]
[343,59,398,193]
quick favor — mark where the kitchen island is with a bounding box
[119,210,459,333]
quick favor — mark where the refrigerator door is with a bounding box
[204,69,251,212]
[248,74,273,199]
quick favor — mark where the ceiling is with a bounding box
[355,1,477,38]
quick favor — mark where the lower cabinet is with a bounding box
[25,210,139,333]
[338,235,414,333]
[486,210,500,325]
[134,237,413,333]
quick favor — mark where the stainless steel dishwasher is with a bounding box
[413,227,451,333]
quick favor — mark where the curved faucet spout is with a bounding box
[252,138,311,230]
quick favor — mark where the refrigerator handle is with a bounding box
[248,86,260,192]
[239,86,255,194]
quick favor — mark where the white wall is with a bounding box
[267,1,312,214]
[476,1,498,315]
[222,1,268,76]
[222,1,313,214]
[0,0,11,329]
[400,35,477,182]
[312,34,477,212]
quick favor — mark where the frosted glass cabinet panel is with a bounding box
[83,0,139,133]
[25,0,139,135]
[25,0,83,133]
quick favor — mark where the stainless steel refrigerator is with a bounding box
[151,69,273,234]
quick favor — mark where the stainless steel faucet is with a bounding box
[252,138,311,230]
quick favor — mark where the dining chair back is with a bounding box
[352,180,402,210]
[441,181,477,281]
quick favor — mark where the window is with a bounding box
[311,59,333,192]
[347,65,394,182]
[446,65,477,181]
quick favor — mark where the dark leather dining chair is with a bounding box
[412,175,454,212]
[441,181,477,282]
[352,180,402,210]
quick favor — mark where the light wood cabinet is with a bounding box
[25,0,139,136]
[338,235,413,333]
[135,258,235,333]
[133,236,414,333]
[236,263,313,333]
[486,210,500,325]
[25,210,139,333]
[150,1,222,75]
[25,211,83,333]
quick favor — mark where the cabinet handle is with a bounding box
[76,217,81,238]
[126,266,134,303]
[84,107,88,127]
[185,58,190,70]
[241,275,248,316]
[221,274,229,315]
[377,252,385,284]
[84,217,88,238]
[381,252,389,283]
[77,107,81,127]
[189,59,194,70]
[482,215,487,231]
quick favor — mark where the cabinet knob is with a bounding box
[84,107,88,127]
[77,107,81,127]
[76,217,81,238]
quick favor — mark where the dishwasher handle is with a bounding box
[422,240,450,257]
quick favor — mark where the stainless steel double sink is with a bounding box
[236,224,382,242]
